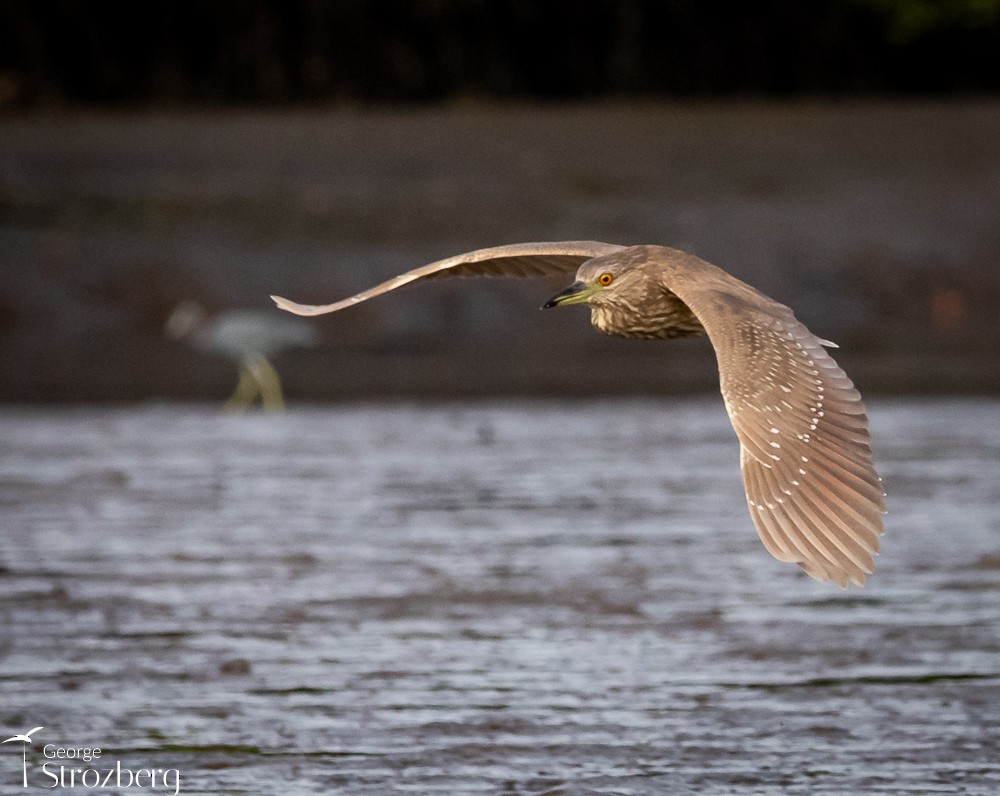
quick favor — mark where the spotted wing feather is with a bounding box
[272,241,625,316]
[662,262,885,586]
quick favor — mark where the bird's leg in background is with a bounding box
[225,364,260,413]
[247,357,285,412]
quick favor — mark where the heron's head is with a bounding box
[165,300,206,340]
[541,253,651,310]
[542,248,700,339]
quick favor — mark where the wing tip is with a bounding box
[797,547,877,588]
[271,294,321,316]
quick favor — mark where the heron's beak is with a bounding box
[542,281,596,309]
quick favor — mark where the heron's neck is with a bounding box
[589,289,705,340]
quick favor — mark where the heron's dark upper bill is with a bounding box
[542,281,588,309]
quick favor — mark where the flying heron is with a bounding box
[166,300,318,412]
[272,242,885,587]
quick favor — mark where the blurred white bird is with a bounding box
[166,301,318,412]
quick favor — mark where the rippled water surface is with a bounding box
[2,399,998,794]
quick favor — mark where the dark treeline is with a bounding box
[1,0,999,107]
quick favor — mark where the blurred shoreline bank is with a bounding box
[1,100,998,401]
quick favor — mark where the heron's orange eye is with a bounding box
[597,272,614,287]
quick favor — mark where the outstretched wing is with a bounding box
[661,253,885,587]
[272,241,624,316]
